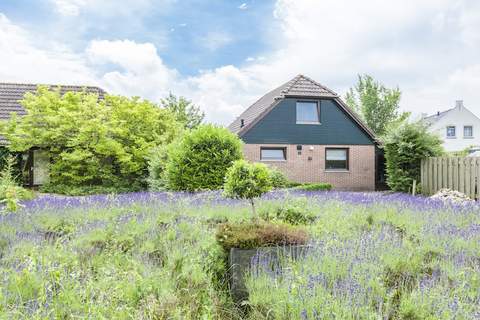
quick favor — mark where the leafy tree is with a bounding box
[161,93,204,129]
[345,75,409,136]
[383,121,443,192]
[2,86,179,193]
[164,124,243,191]
[224,160,272,220]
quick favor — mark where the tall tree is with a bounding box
[161,93,204,129]
[345,75,409,136]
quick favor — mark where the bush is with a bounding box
[224,160,272,219]
[216,222,309,251]
[146,144,170,191]
[294,183,332,191]
[164,125,243,191]
[262,197,316,225]
[3,87,180,193]
[268,167,290,188]
[383,122,443,192]
[0,156,34,212]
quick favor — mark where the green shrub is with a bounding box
[216,222,309,250]
[262,197,316,225]
[146,144,170,191]
[268,167,290,188]
[383,121,443,192]
[294,183,332,191]
[0,156,33,212]
[164,125,243,191]
[223,160,272,219]
[3,88,180,193]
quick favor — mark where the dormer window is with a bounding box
[464,126,473,138]
[296,101,320,124]
[446,126,456,138]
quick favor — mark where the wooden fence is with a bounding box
[421,157,480,199]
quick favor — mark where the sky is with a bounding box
[1,0,480,124]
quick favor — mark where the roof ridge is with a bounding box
[299,74,339,97]
[281,74,304,95]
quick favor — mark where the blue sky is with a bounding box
[1,0,479,124]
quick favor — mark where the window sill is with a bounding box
[296,122,321,125]
[464,136,474,139]
[446,136,457,139]
[261,159,287,162]
[324,170,350,173]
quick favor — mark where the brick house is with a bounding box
[0,83,106,187]
[228,75,380,191]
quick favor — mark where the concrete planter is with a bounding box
[229,245,310,302]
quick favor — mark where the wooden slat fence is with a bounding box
[421,157,480,199]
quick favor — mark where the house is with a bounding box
[422,100,480,153]
[228,75,379,191]
[0,83,106,187]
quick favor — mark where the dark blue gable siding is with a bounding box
[241,98,374,145]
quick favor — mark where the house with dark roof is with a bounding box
[422,100,480,153]
[0,83,106,186]
[228,75,380,191]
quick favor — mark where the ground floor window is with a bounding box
[325,148,349,170]
[260,147,286,161]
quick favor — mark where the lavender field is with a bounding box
[0,191,479,319]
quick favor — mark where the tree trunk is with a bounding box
[249,198,257,222]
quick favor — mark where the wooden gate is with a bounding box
[421,157,480,199]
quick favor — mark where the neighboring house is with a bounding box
[228,75,379,191]
[0,83,106,187]
[422,100,480,153]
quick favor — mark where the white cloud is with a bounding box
[51,0,86,16]
[86,39,178,100]
[200,31,232,51]
[238,3,248,10]
[0,13,96,84]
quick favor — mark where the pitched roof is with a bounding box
[422,107,454,126]
[228,74,376,141]
[0,83,106,145]
[0,83,106,121]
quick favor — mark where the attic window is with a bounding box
[240,119,245,127]
[296,101,320,124]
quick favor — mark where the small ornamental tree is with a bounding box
[164,125,243,191]
[223,160,272,220]
[383,121,443,192]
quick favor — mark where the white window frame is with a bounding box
[446,126,456,138]
[463,125,473,138]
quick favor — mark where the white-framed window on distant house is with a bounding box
[446,126,456,138]
[464,126,473,138]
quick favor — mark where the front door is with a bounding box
[33,150,50,185]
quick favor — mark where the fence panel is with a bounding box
[421,156,479,199]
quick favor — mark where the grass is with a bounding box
[0,190,479,319]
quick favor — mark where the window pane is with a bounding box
[261,148,285,160]
[447,126,456,137]
[464,126,473,137]
[296,102,319,123]
[326,149,348,170]
[326,149,347,161]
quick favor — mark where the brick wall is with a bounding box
[243,144,375,191]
